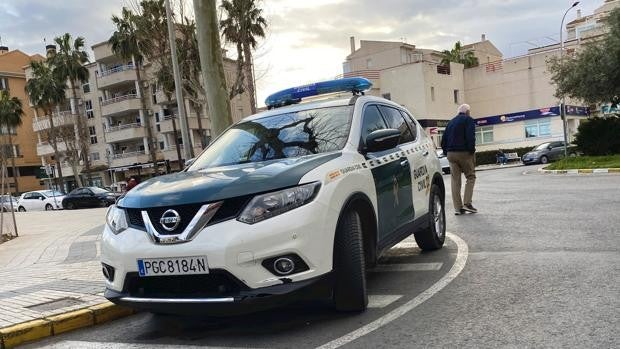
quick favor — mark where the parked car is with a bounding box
[436,149,450,174]
[522,141,578,165]
[17,190,65,212]
[102,77,446,316]
[0,195,18,212]
[62,187,120,210]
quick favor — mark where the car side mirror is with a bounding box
[365,129,401,153]
[184,157,196,168]
[548,145,553,150]
[40,197,45,200]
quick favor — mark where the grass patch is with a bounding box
[545,155,620,170]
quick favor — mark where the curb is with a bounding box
[0,302,134,349]
[475,164,524,172]
[538,167,620,175]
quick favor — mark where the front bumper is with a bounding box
[105,271,332,316]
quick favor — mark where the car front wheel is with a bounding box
[540,155,549,164]
[45,204,53,211]
[415,184,446,251]
[18,206,26,212]
[333,209,368,312]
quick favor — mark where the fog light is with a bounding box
[102,263,115,282]
[273,257,295,275]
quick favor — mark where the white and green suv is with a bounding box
[101,78,446,315]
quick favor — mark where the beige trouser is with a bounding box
[447,151,476,210]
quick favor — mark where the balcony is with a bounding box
[159,115,209,133]
[32,111,75,132]
[36,141,67,157]
[110,150,150,168]
[97,65,140,89]
[105,123,145,143]
[100,94,142,117]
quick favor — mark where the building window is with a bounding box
[366,58,373,69]
[89,126,97,144]
[524,118,551,138]
[475,126,494,145]
[159,141,165,150]
[0,77,8,90]
[431,86,435,102]
[82,83,90,94]
[91,152,100,161]
[151,84,157,104]
[85,100,94,119]
[453,89,459,104]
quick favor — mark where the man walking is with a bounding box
[441,104,477,215]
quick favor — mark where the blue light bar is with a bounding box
[265,77,372,108]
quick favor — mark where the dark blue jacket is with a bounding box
[441,113,476,154]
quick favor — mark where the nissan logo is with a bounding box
[159,209,181,231]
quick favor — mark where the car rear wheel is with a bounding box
[45,204,53,211]
[333,209,368,312]
[540,155,549,164]
[18,206,26,212]
[415,184,446,251]
[66,202,75,210]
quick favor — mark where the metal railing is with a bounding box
[101,93,138,106]
[105,122,142,133]
[112,150,146,159]
[98,64,135,77]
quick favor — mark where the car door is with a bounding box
[361,104,414,243]
[83,188,98,207]
[399,110,431,219]
[31,192,45,210]
[550,141,565,160]
[19,193,32,210]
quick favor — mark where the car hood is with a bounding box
[119,152,341,208]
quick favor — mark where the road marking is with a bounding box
[370,263,443,272]
[41,341,264,349]
[392,241,418,249]
[316,232,468,349]
[367,295,402,308]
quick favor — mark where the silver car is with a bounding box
[436,150,450,174]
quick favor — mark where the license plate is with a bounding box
[137,256,209,277]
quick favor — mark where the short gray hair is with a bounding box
[457,104,471,114]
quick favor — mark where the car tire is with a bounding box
[540,155,549,164]
[414,184,446,251]
[332,209,368,312]
[18,206,25,212]
[569,152,577,157]
[66,202,75,210]
[45,204,53,211]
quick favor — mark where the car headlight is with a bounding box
[238,182,321,224]
[106,205,128,234]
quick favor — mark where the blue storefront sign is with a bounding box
[475,105,589,127]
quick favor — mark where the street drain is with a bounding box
[26,297,85,312]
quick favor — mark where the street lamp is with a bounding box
[560,1,579,158]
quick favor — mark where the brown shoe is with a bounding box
[463,204,477,213]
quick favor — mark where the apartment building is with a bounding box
[0,47,46,194]
[341,0,618,151]
[27,41,251,192]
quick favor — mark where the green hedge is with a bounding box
[475,146,532,165]
[574,117,620,155]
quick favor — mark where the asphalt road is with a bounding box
[26,165,620,348]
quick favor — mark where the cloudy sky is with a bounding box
[0,0,602,107]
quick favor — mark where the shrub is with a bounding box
[574,117,620,155]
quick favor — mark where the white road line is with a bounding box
[316,232,468,349]
[370,263,443,272]
[43,341,263,349]
[368,295,403,308]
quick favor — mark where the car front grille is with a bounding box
[123,271,249,298]
[123,195,252,233]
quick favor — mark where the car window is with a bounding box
[31,193,43,200]
[90,187,108,194]
[74,188,87,195]
[378,106,414,144]
[361,105,388,145]
[535,143,551,151]
[189,105,353,169]
[69,188,80,196]
[399,110,418,141]
[22,193,32,200]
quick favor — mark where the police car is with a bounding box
[101,78,446,315]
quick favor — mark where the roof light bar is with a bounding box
[265,77,372,109]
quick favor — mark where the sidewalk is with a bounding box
[475,162,524,171]
[0,209,109,329]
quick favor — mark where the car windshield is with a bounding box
[534,143,551,150]
[41,190,63,197]
[190,105,353,169]
[90,187,109,194]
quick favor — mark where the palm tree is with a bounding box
[110,7,158,168]
[25,61,68,194]
[220,0,267,114]
[0,90,24,194]
[49,33,90,187]
[440,41,479,68]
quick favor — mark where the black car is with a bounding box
[62,187,120,209]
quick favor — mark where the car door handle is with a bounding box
[422,150,429,156]
[400,159,409,167]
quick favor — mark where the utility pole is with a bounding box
[560,1,580,158]
[164,0,193,161]
[193,0,233,137]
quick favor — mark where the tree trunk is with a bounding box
[193,0,233,137]
[135,59,158,170]
[47,106,65,194]
[8,133,18,195]
[243,43,257,114]
[192,102,206,149]
[171,116,183,169]
[69,80,91,186]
